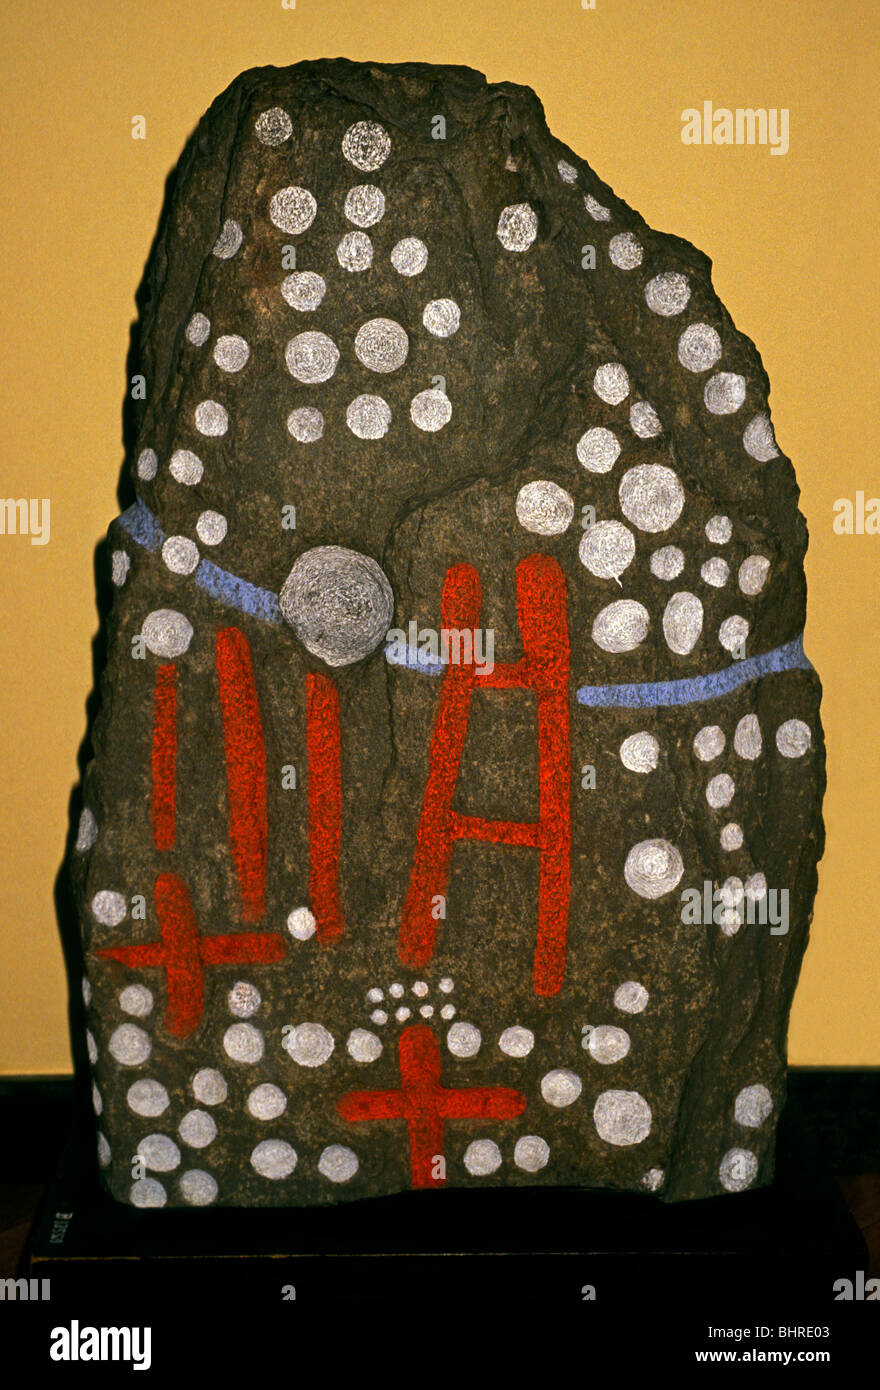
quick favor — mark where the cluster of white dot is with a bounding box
[365,976,455,1026]
[692,714,812,854]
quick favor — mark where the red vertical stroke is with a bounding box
[306,672,344,942]
[216,627,267,923]
[151,664,178,851]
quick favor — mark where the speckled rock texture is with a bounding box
[70,59,825,1209]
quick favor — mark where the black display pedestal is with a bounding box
[23,1084,867,1316]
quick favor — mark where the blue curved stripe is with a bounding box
[115,496,813,706]
[575,633,812,708]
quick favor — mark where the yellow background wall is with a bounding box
[1,0,877,1072]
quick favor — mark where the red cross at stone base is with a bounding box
[95,871,286,1037]
[337,1025,527,1188]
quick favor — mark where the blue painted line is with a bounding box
[115,497,813,706]
[575,633,812,708]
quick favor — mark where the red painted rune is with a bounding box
[336,1024,527,1189]
[399,553,571,995]
[95,872,286,1037]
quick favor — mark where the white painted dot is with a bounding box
[130,1178,165,1207]
[371,1009,388,1025]
[706,773,735,808]
[540,1069,582,1107]
[593,1089,652,1145]
[337,231,373,271]
[738,554,770,595]
[776,719,811,757]
[592,599,649,653]
[420,1004,434,1019]
[391,237,428,276]
[212,220,242,259]
[410,389,452,432]
[109,1024,151,1066]
[162,536,199,575]
[743,413,779,461]
[247,1084,288,1120]
[283,1022,334,1067]
[630,401,662,438]
[366,988,384,1004]
[318,1145,359,1183]
[194,400,228,436]
[196,510,227,545]
[577,426,620,473]
[281,271,326,311]
[76,809,98,851]
[228,981,261,1018]
[719,1147,758,1192]
[269,185,317,234]
[584,194,611,221]
[355,317,409,372]
[255,107,292,146]
[412,981,429,998]
[650,546,685,580]
[587,1025,631,1064]
[734,1083,773,1128]
[619,464,684,533]
[579,520,636,581]
[439,977,454,993]
[395,1006,411,1023]
[496,202,538,251]
[119,985,153,1017]
[701,557,729,587]
[178,1109,217,1149]
[346,394,391,439]
[179,1170,218,1206]
[169,449,203,485]
[285,331,339,384]
[678,324,722,372]
[514,1135,550,1172]
[644,272,690,316]
[422,298,460,338]
[608,232,643,269]
[91,890,127,925]
[694,725,725,761]
[82,976,92,1006]
[440,1004,456,1021]
[498,1026,534,1058]
[192,1068,227,1105]
[138,1133,180,1171]
[719,614,750,655]
[557,159,578,183]
[447,1022,481,1058]
[251,1140,297,1179]
[344,184,385,228]
[720,822,744,851]
[223,1023,264,1064]
[138,606,188,669]
[642,1168,665,1192]
[127,1079,169,1117]
[347,1029,383,1063]
[463,1139,503,1176]
[734,714,762,760]
[619,732,660,773]
[705,515,733,545]
[704,372,746,415]
[342,121,391,172]
[614,981,649,1014]
[111,549,131,586]
[662,591,703,655]
[389,983,404,999]
[213,334,250,374]
[185,314,210,347]
[744,872,767,901]
[593,362,630,405]
[86,1030,98,1064]
[624,839,684,899]
[286,906,316,940]
[97,1133,111,1167]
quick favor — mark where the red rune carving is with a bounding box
[151,664,178,851]
[337,1025,526,1189]
[398,554,571,996]
[216,627,268,923]
[306,672,344,943]
[96,872,286,1038]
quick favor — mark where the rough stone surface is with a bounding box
[71,59,824,1208]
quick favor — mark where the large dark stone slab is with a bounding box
[70,59,824,1208]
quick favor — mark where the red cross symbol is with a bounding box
[336,1025,526,1189]
[95,872,286,1037]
